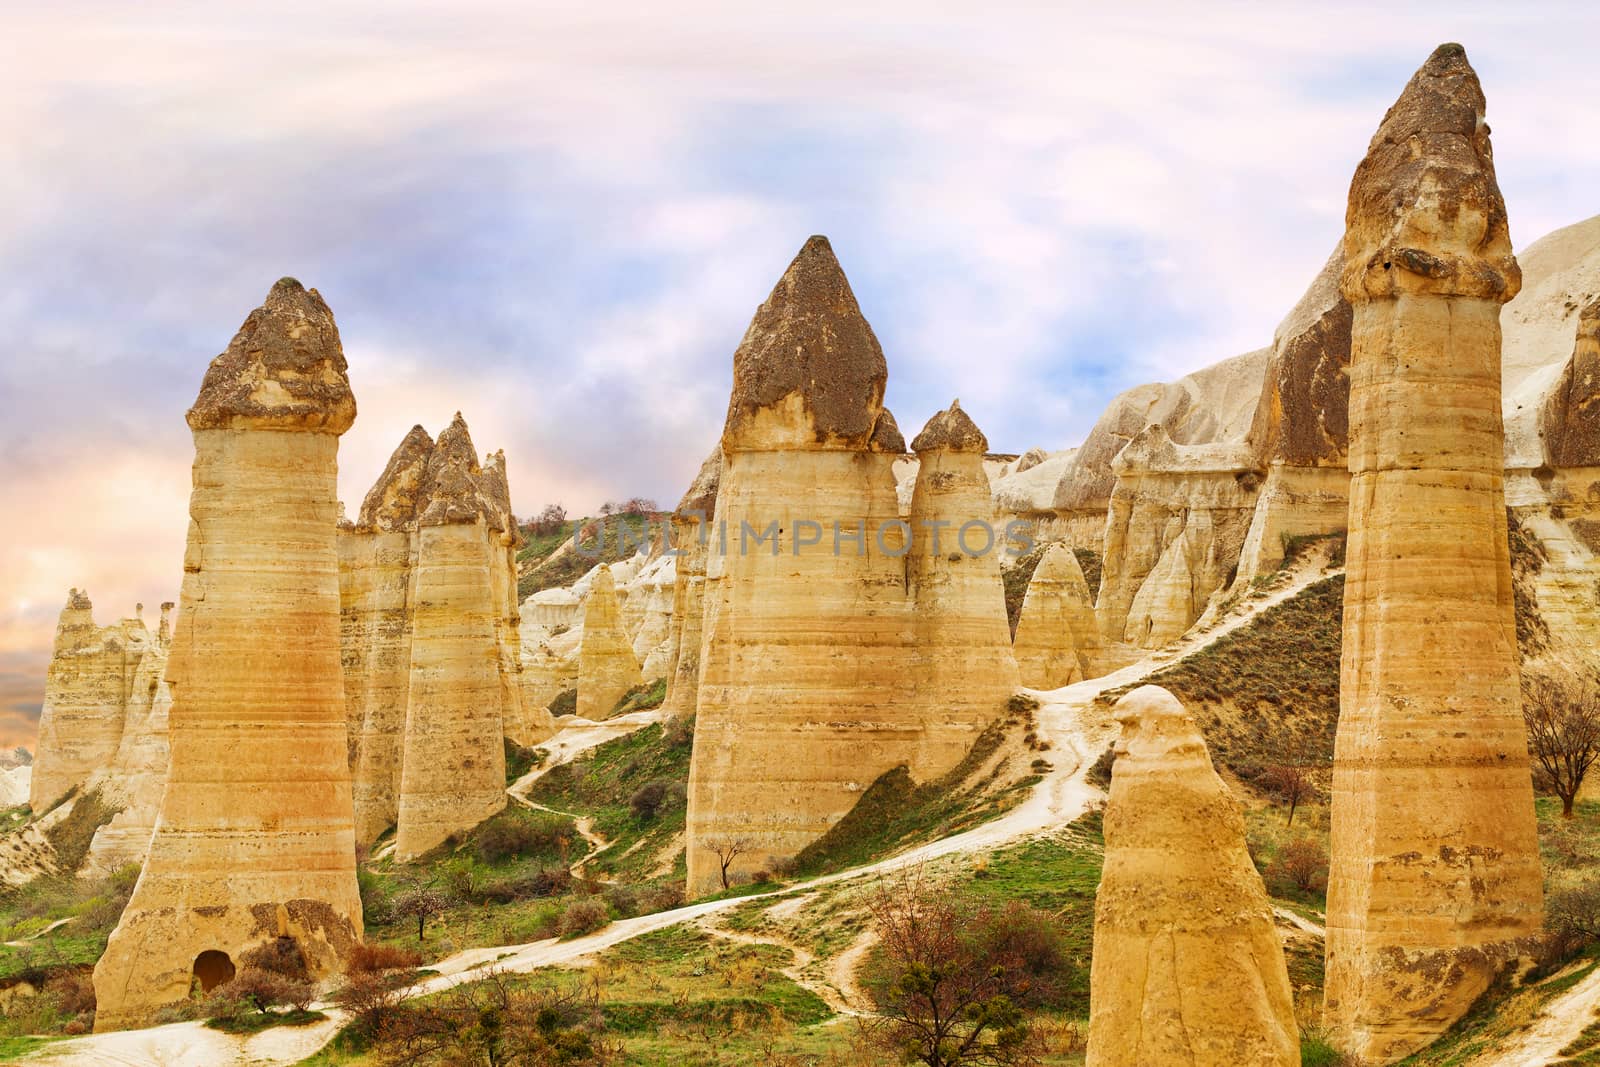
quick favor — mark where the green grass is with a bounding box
[1098,575,1344,778]
[611,676,668,717]
[792,714,1036,878]
[525,718,693,885]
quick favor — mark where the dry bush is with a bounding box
[558,898,610,938]
[372,969,615,1065]
[1265,838,1329,897]
[348,942,424,975]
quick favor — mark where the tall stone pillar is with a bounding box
[1324,45,1543,1063]
[1012,543,1101,688]
[908,400,1019,753]
[393,415,508,861]
[576,566,642,721]
[659,448,721,721]
[93,278,363,1030]
[29,590,127,811]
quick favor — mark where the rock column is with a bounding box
[29,591,129,811]
[1012,543,1101,688]
[576,566,642,720]
[1088,685,1298,1067]
[93,278,363,1030]
[1324,45,1543,1063]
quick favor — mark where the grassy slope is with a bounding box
[525,717,692,886]
[517,512,664,601]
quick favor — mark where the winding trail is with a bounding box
[23,559,1340,1067]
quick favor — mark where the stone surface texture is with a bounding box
[576,566,642,721]
[1088,685,1298,1067]
[93,279,363,1031]
[1011,543,1101,688]
[1323,46,1544,1064]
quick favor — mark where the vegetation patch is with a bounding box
[792,716,1034,877]
[518,512,661,600]
[526,717,694,886]
[612,676,668,717]
[1098,575,1344,779]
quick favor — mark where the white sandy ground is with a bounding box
[1468,961,1600,1067]
[20,559,1341,1067]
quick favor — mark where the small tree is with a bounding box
[1258,763,1318,826]
[1525,671,1600,818]
[599,501,617,517]
[374,968,616,1065]
[393,888,452,943]
[859,867,1047,1066]
[533,503,568,536]
[702,838,752,890]
[1265,838,1329,897]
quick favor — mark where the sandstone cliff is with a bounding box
[93,278,364,1031]
[660,447,721,721]
[339,415,548,853]
[29,592,140,812]
[1323,46,1543,1063]
[1088,685,1298,1066]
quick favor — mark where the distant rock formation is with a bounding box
[1323,46,1544,1063]
[340,414,543,855]
[685,237,1017,895]
[660,448,721,721]
[1012,543,1100,687]
[576,565,642,720]
[93,278,363,1031]
[1096,426,1261,647]
[31,593,154,812]
[1088,685,1297,1067]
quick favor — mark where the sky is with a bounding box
[3,1,1599,747]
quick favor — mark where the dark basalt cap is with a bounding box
[911,400,988,454]
[1342,44,1520,302]
[187,278,358,432]
[358,425,435,530]
[870,408,907,454]
[721,236,888,451]
[418,412,486,526]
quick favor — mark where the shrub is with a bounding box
[604,886,640,918]
[663,715,695,749]
[334,969,412,1036]
[474,811,572,864]
[241,937,309,979]
[211,967,315,1018]
[347,942,423,975]
[1546,879,1600,963]
[1087,745,1117,789]
[970,900,1076,1010]
[629,779,676,821]
[1265,838,1329,897]
[548,689,578,718]
[558,899,610,938]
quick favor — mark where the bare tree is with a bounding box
[858,866,1048,1067]
[392,888,452,943]
[1258,763,1318,826]
[532,503,568,536]
[701,838,752,890]
[1524,671,1600,818]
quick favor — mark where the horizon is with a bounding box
[5,4,1600,746]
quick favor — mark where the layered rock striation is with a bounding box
[685,237,1017,895]
[1088,685,1298,1067]
[340,414,541,856]
[93,278,364,1030]
[1323,46,1544,1063]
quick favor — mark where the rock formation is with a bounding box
[93,278,363,1031]
[1323,46,1544,1063]
[685,237,1012,895]
[1095,426,1262,647]
[30,592,147,812]
[339,415,540,857]
[576,566,642,720]
[907,401,1020,729]
[1012,543,1101,687]
[660,447,721,721]
[1088,685,1298,1067]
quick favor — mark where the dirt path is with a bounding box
[513,797,615,883]
[3,916,73,948]
[24,559,1337,1067]
[1469,962,1600,1066]
[695,917,853,1016]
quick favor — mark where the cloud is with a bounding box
[3,3,1599,741]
